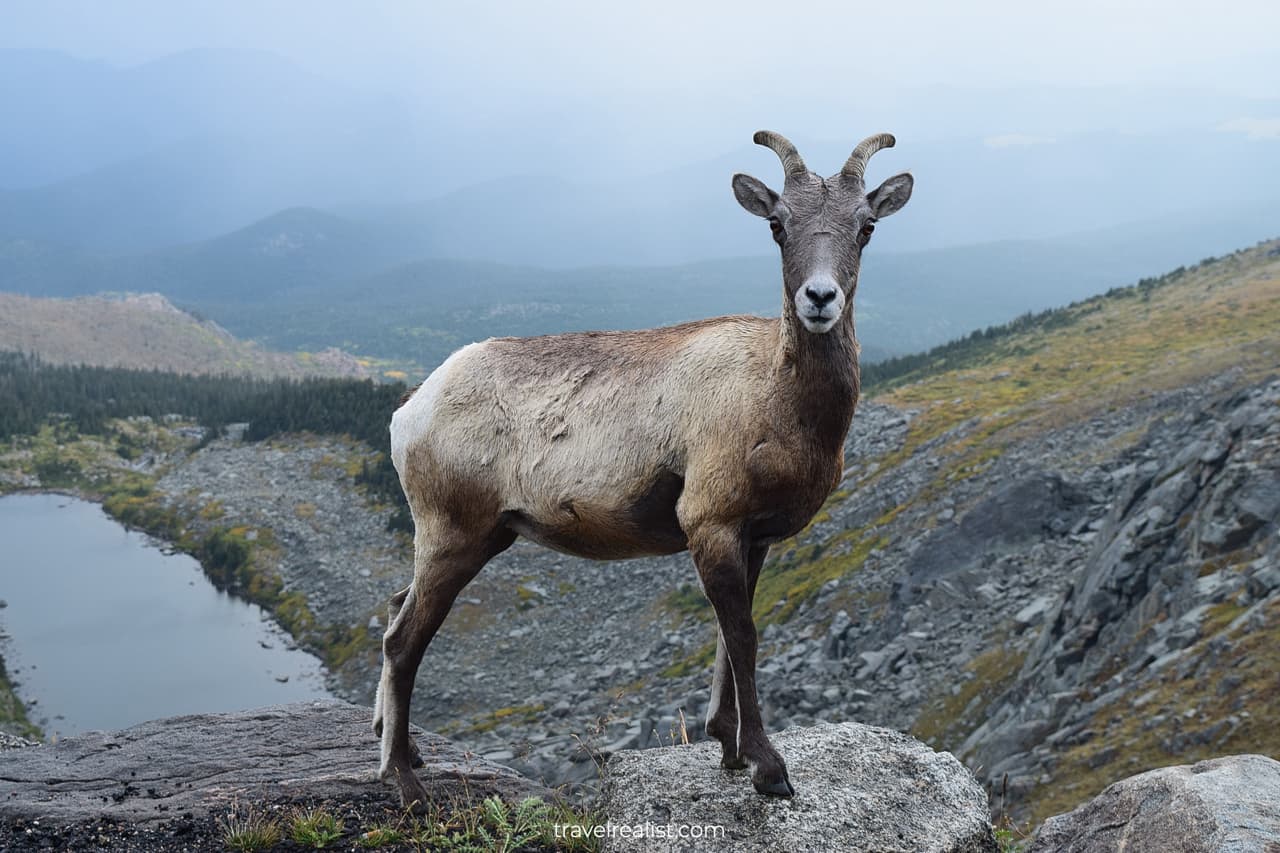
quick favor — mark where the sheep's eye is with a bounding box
[768,216,785,243]
[860,220,876,237]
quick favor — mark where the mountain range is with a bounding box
[4,200,1279,374]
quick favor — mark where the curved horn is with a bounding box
[753,130,808,178]
[841,133,896,183]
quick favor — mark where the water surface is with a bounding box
[0,493,330,737]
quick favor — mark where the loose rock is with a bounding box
[1030,754,1280,852]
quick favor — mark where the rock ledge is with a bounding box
[0,700,548,825]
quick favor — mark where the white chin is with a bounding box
[801,316,837,334]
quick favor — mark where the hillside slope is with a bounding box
[0,292,369,379]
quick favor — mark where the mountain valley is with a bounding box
[3,238,1275,831]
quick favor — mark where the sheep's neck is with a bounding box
[776,300,860,450]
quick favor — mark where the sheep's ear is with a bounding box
[732,173,779,218]
[867,172,913,219]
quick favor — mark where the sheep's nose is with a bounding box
[804,283,838,307]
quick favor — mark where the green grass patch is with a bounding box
[663,581,711,616]
[660,639,716,679]
[464,703,547,734]
[754,527,887,627]
[289,806,345,848]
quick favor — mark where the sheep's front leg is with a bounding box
[689,527,792,796]
[704,544,767,770]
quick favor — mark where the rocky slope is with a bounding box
[3,239,1277,833]
[0,291,369,379]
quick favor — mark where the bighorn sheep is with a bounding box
[374,130,913,807]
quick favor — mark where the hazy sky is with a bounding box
[2,0,1277,257]
[6,0,1279,98]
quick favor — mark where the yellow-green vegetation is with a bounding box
[876,245,1280,488]
[0,655,42,740]
[754,527,889,627]
[462,703,548,735]
[1,420,163,495]
[289,806,345,848]
[1022,593,1280,825]
[913,646,1027,748]
[663,581,710,615]
[516,582,543,609]
[323,624,371,670]
[660,640,717,679]
[1200,599,1248,636]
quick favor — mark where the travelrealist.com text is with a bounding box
[554,821,727,841]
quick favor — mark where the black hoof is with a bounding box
[754,776,795,797]
[721,755,748,770]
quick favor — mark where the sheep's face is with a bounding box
[733,138,912,335]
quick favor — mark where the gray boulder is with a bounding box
[1031,754,1280,852]
[0,700,549,824]
[602,722,996,852]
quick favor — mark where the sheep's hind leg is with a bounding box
[372,585,422,767]
[704,544,767,770]
[377,526,515,812]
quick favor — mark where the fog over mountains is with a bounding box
[1,44,1278,371]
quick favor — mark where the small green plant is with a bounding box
[218,805,282,852]
[481,796,550,852]
[992,774,1029,853]
[289,806,345,848]
[994,822,1026,853]
[540,798,604,853]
